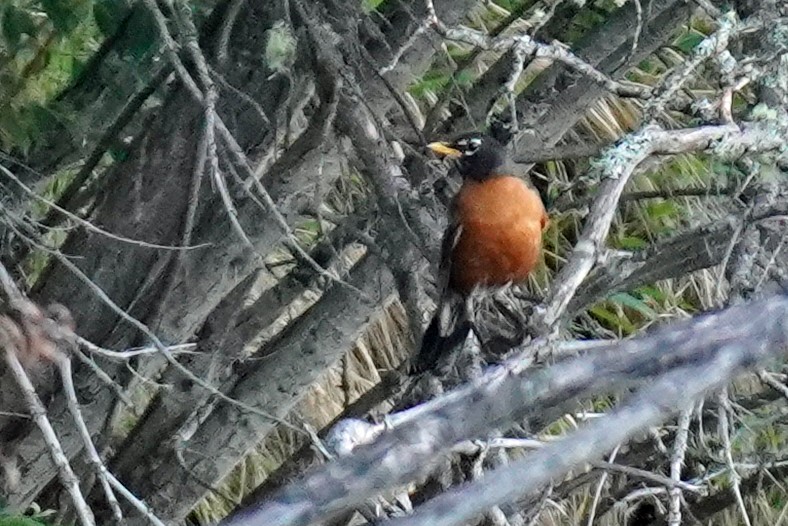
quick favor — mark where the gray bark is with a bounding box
[3,0,479,512]
[121,253,395,522]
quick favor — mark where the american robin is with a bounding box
[413,132,549,373]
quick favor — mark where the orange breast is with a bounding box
[450,176,548,295]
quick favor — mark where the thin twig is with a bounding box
[57,355,123,522]
[586,444,621,526]
[691,0,723,18]
[78,337,198,359]
[223,295,788,526]
[718,388,752,526]
[38,65,172,231]
[0,163,210,251]
[668,407,692,526]
[370,351,754,526]
[625,0,643,66]
[759,370,788,400]
[72,349,135,409]
[105,471,168,526]
[22,237,305,434]
[533,117,788,332]
[644,13,763,120]
[1,346,95,526]
[142,0,366,301]
[209,64,271,125]
[215,115,373,301]
[593,461,703,493]
[523,484,553,526]
[216,0,248,65]
[426,0,652,99]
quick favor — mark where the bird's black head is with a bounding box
[427,132,506,181]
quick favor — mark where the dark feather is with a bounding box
[412,195,467,373]
[411,314,471,373]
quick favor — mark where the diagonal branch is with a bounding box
[534,118,787,332]
[425,0,652,99]
[223,295,788,526]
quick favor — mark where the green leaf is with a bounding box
[636,285,666,303]
[589,304,636,333]
[608,292,657,318]
[645,200,679,220]
[674,31,705,54]
[2,5,39,49]
[616,235,647,250]
[455,69,475,88]
[361,0,385,13]
[409,70,452,98]
[109,145,129,162]
[635,57,661,75]
[493,0,514,9]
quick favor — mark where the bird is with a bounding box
[412,132,549,373]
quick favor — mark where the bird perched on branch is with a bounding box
[412,132,549,373]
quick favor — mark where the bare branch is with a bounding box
[0,164,210,251]
[78,338,198,360]
[593,461,703,493]
[0,346,95,526]
[643,13,766,120]
[759,369,788,400]
[586,444,620,526]
[22,235,306,434]
[71,350,135,409]
[534,119,787,332]
[387,355,751,526]
[667,408,692,526]
[718,389,753,526]
[138,0,363,301]
[425,0,652,99]
[224,295,788,526]
[57,355,123,522]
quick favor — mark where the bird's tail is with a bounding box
[410,312,471,374]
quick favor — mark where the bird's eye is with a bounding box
[460,137,482,156]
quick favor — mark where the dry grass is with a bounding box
[190,296,412,523]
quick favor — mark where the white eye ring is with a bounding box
[461,137,482,156]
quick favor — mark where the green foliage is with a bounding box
[408,69,475,101]
[0,510,48,526]
[361,0,386,13]
[674,30,706,54]
[265,20,297,74]
[0,0,102,152]
[0,518,47,526]
[0,0,173,154]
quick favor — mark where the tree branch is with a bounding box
[224,295,788,526]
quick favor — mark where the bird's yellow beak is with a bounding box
[427,141,462,158]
